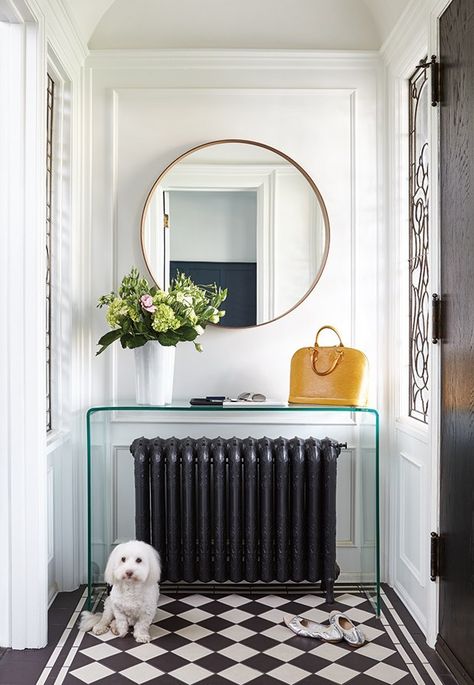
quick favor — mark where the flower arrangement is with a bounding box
[97,268,227,355]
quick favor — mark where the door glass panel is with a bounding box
[408,61,430,423]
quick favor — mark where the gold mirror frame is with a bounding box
[140,139,330,329]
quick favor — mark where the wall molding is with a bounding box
[399,451,424,586]
[86,48,381,72]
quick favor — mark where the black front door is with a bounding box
[437,0,474,682]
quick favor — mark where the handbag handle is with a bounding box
[314,325,344,348]
[312,325,344,376]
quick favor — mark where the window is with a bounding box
[46,72,55,432]
[408,60,430,423]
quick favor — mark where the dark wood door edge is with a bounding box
[436,635,474,685]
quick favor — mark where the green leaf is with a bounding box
[176,325,198,341]
[158,332,179,346]
[125,335,148,349]
[97,329,122,347]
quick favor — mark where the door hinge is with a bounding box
[416,55,440,106]
[430,532,440,581]
[432,293,441,343]
[163,213,169,229]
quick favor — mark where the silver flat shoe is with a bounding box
[284,615,343,642]
[329,611,366,646]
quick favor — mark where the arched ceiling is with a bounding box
[62,0,411,51]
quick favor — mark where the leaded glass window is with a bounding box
[408,61,430,423]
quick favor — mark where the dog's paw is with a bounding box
[134,631,151,643]
[92,624,109,636]
[110,620,119,636]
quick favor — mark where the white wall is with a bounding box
[84,49,382,582]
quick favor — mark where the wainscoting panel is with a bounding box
[399,451,423,584]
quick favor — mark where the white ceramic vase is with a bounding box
[134,341,176,405]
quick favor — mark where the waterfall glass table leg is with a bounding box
[87,409,115,609]
[358,410,380,615]
[86,404,380,617]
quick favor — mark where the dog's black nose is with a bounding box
[125,570,133,578]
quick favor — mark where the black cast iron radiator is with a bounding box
[130,436,341,603]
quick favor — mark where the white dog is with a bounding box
[80,540,161,643]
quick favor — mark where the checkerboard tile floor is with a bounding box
[33,590,448,685]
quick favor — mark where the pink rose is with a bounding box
[140,294,156,313]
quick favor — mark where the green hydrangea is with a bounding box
[127,305,140,322]
[106,297,129,328]
[151,304,180,333]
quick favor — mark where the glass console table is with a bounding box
[86,404,379,615]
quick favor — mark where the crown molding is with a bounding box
[380,0,429,69]
[85,48,381,72]
[27,0,88,69]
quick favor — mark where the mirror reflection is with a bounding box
[141,141,329,327]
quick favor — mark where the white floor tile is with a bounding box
[356,643,395,662]
[363,625,387,642]
[178,608,213,624]
[180,594,213,607]
[292,594,327,608]
[152,609,173,623]
[126,643,167,661]
[260,624,293,642]
[300,607,331,624]
[365,663,408,684]
[254,595,289,608]
[219,625,257,642]
[218,644,259,662]
[344,607,375,624]
[169,664,214,684]
[79,644,121,661]
[310,642,348,662]
[258,608,289,624]
[175,624,213,641]
[69,663,115,684]
[120,662,164,683]
[221,663,262,684]
[264,644,304,662]
[217,595,252,607]
[336,594,366,607]
[149,624,170,640]
[219,608,254,624]
[267,663,311,684]
[172,643,213,662]
[315,663,360,684]
[157,594,174,606]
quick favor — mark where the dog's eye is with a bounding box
[121,556,126,563]
[136,557,142,563]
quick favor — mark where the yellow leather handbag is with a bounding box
[289,325,369,406]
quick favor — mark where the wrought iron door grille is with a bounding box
[46,73,55,432]
[408,60,430,423]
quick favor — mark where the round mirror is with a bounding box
[141,140,330,328]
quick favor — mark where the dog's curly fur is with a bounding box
[80,540,161,643]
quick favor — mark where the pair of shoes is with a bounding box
[284,610,366,647]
